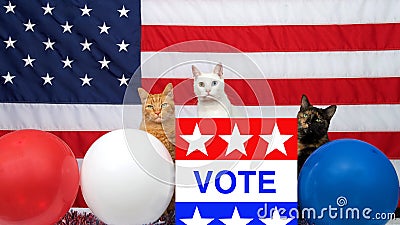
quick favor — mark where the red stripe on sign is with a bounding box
[142,24,400,52]
[142,77,400,106]
[0,130,107,158]
[176,118,297,160]
[329,132,400,160]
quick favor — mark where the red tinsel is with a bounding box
[56,210,175,225]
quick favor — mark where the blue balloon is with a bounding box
[299,139,399,225]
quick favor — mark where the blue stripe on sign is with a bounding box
[176,202,298,225]
[0,0,141,104]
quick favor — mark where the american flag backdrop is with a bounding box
[1,0,400,211]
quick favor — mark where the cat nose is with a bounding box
[154,111,161,115]
[206,89,211,93]
[307,115,315,123]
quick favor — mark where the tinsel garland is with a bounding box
[56,210,175,225]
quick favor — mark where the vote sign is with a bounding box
[175,118,298,225]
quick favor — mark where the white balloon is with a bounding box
[80,129,174,225]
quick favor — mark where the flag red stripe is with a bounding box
[141,24,400,52]
[73,187,88,208]
[50,131,107,158]
[329,132,400,159]
[142,77,400,106]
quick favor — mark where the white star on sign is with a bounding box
[98,56,110,69]
[4,36,16,49]
[42,38,55,50]
[41,73,54,85]
[42,2,54,15]
[80,4,92,16]
[118,74,129,86]
[80,74,93,86]
[61,21,73,33]
[22,54,35,67]
[4,1,16,14]
[219,207,253,225]
[118,5,130,18]
[61,56,73,68]
[117,40,129,52]
[219,124,252,156]
[80,38,92,51]
[24,19,36,32]
[2,72,15,84]
[98,22,110,34]
[180,207,214,225]
[259,207,293,225]
[260,123,292,157]
[180,123,213,156]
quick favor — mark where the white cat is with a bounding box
[192,63,237,118]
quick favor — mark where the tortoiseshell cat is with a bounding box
[138,83,176,214]
[298,95,337,174]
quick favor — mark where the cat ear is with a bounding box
[163,83,174,98]
[300,95,311,110]
[192,65,201,78]
[213,63,223,78]
[325,105,337,119]
[137,88,149,104]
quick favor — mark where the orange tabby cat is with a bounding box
[138,83,175,214]
[138,83,175,160]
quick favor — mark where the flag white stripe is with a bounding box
[77,158,83,171]
[1,103,399,132]
[142,0,400,26]
[0,103,140,131]
[390,160,400,184]
[141,51,400,79]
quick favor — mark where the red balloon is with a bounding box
[0,130,79,225]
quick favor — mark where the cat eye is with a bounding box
[161,103,168,108]
[199,82,205,87]
[303,114,308,118]
[316,118,322,122]
[211,81,218,86]
[146,105,154,109]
